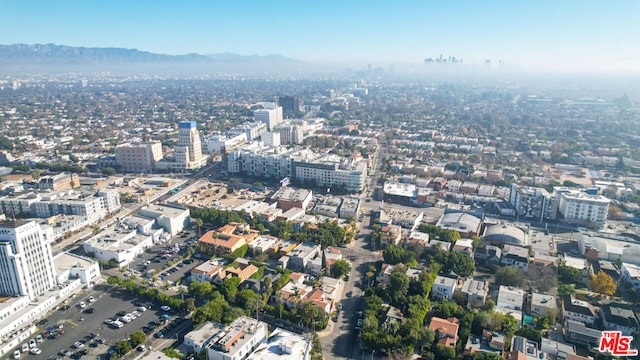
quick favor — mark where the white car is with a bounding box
[13,350,20,359]
[88,296,95,303]
[78,301,86,309]
[120,316,132,323]
[104,319,114,325]
[29,348,42,355]
[111,321,124,328]
[73,341,84,349]
[131,311,141,317]
[28,339,36,349]
[160,305,171,312]
[137,306,147,312]
[21,344,29,352]
[35,335,43,343]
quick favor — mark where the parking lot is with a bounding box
[14,228,205,360]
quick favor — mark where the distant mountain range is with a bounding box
[0,43,299,65]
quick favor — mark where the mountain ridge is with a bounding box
[0,43,299,65]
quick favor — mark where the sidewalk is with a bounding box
[316,319,335,338]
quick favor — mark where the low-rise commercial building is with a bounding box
[139,204,190,237]
[205,316,268,360]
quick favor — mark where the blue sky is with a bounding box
[1,0,639,72]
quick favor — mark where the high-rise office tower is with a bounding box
[177,121,206,169]
[278,96,299,116]
[254,107,283,131]
[0,220,56,299]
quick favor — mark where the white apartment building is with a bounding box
[277,124,304,145]
[509,184,555,222]
[293,154,367,192]
[431,276,457,301]
[206,316,268,360]
[207,133,247,154]
[0,190,120,222]
[228,145,367,192]
[115,142,163,172]
[262,132,281,147]
[254,107,283,131]
[228,122,267,141]
[0,220,57,300]
[558,191,610,229]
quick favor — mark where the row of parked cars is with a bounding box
[104,306,149,329]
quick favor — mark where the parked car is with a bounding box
[161,305,171,312]
[30,348,42,355]
[87,296,95,303]
[72,341,84,349]
[83,308,95,314]
[13,350,21,359]
[78,302,86,309]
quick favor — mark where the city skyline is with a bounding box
[1,0,639,73]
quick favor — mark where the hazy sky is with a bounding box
[2,0,639,73]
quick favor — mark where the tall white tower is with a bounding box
[177,121,206,169]
[0,220,56,300]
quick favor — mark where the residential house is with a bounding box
[460,278,488,307]
[191,260,223,283]
[600,302,640,336]
[453,239,474,256]
[431,275,458,301]
[475,245,502,264]
[429,316,459,347]
[215,258,259,284]
[530,293,557,317]
[427,238,452,253]
[595,260,620,283]
[501,244,530,270]
[564,319,601,348]
[562,255,591,285]
[384,306,405,328]
[562,295,596,325]
[509,336,547,360]
[287,242,321,272]
[377,263,395,288]
[380,224,403,248]
[497,286,524,311]
[198,222,259,254]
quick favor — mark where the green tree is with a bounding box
[557,284,576,297]
[129,331,146,347]
[222,277,241,302]
[433,344,455,360]
[102,167,117,176]
[432,300,463,318]
[388,267,410,304]
[515,327,542,344]
[330,259,350,279]
[185,298,196,313]
[494,267,525,287]
[116,340,132,356]
[162,348,185,360]
[558,262,582,283]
